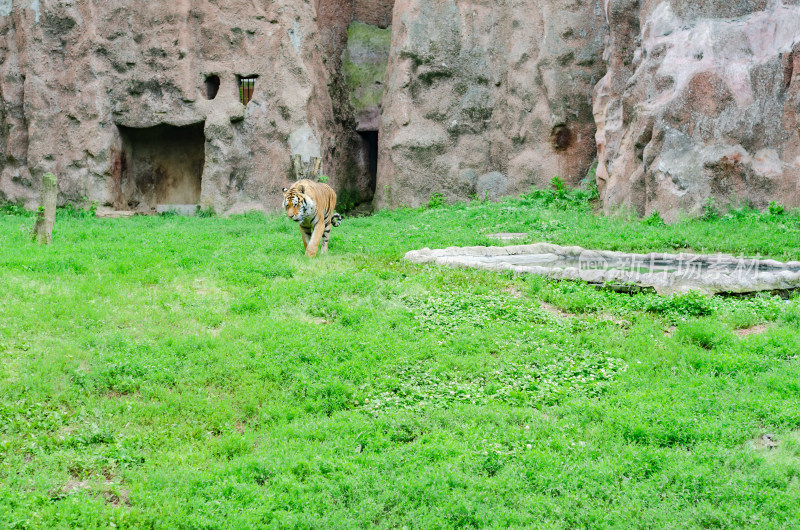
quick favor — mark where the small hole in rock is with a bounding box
[551,125,573,151]
[205,75,220,100]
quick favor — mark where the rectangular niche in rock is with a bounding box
[238,76,257,105]
[116,123,205,212]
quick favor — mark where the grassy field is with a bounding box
[1,192,800,528]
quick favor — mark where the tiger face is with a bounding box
[282,185,316,225]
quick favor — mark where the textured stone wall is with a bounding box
[2,0,799,219]
[342,21,392,132]
[0,0,356,214]
[594,0,800,220]
[354,0,395,28]
[375,0,606,209]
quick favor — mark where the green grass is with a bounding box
[1,196,800,528]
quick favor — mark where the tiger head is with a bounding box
[282,183,316,223]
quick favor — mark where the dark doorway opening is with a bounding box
[359,130,378,197]
[205,75,220,100]
[117,123,205,212]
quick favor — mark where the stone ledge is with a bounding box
[405,243,800,296]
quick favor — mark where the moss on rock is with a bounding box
[341,21,391,114]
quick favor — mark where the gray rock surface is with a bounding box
[476,172,509,202]
[2,0,799,218]
[594,0,800,220]
[405,243,800,295]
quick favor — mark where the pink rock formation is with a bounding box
[354,0,395,28]
[0,0,364,214]
[594,0,800,220]
[1,0,798,219]
[376,0,606,208]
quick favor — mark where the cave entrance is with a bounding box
[359,130,379,198]
[117,123,205,212]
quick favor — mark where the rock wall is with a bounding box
[0,0,356,214]
[1,0,799,218]
[595,0,800,220]
[375,0,606,208]
[354,0,395,29]
[342,21,392,132]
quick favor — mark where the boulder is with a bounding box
[594,0,800,221]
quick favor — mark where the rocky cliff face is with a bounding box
[595,0,800,220]
[1,0,799,219]
[376,0,606,208]
[0,0,357,214]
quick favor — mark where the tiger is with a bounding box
[282,179,343,257]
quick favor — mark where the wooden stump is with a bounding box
[291,155,322,181]
[32,172,57,245]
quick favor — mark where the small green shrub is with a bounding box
[701,197,720,221]
[197,206,216,218]
[583,178,600,202]
[551,176,566,197]
[725,203,758,220]
[211,435,251,460]
[781,304,800,327]
[57,203,96,219]
[768,201,785,216]
[643,211,665,226]
[645,291,716,319]
[676,320,733,350]
[336,189,360,213]
[305,380,354,416]
[479,452,506,477]
[0,201,29,216]
[428,192,446,209]
[521,176,596,211]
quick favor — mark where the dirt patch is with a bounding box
[300,314,329,325]
[596,313,632,328]
[486,233,528,241]
[538,302,574,318]
[750,433,779,450]
[502,286,524,298]
[735,324,772,338]
[62,479,90,493]
[102,488,132,507]
[51,479,90,500]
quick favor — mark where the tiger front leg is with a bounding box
[320,222,332,254]
[299,226,312,252]
[305,222,325,258]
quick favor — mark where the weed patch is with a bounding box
[405,290,554,334]
[360,351,627,413]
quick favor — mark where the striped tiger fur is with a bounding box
[282,179,343,257]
